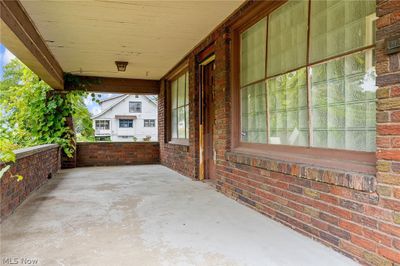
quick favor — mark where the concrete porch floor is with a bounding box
[1,165,359,266]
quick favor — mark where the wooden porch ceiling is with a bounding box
[2,0,243,90]
[0,0,64,89]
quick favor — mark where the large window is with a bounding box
[238,0,376,152]
[170,71,189,140]
[119,119,133,128]
[95,120,110,130]
[129,101,142,113]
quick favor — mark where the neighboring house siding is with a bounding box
[93,95,158,141]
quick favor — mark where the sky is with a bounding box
[0,44,16,79]
[84,93,118,115]
[0,44,116,115]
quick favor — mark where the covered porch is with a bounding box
[1,165,356,266]
[1,0,400,265]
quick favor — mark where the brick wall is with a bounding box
[374,0,400,263]
[158,58,199,178]
[159,1,400,264]
[76,142,160,167]
[0,144,60,221]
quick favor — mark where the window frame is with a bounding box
[144,119,156,128]
[230,0,376,172]
[167,67,190,145]
[119,119,133,128]
[95,119,110,130]
[129,101,142,113]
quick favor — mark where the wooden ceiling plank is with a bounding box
[19,0,243,80]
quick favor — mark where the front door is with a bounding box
[200,58,216,180]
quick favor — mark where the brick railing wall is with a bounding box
[159,0,400,264]
[0,144,60,221]
[76,142,160,167]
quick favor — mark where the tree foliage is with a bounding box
[0,59,95,161]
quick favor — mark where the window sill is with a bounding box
[226,147,376,192]
[168,139,189,146]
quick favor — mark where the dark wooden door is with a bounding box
[203,61,216,180]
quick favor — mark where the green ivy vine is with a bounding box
[0,59,100,179]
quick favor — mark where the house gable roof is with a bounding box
[98,94,124,103]
[91,95,129,119]
[91,94,157,119]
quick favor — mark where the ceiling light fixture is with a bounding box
[115,61,128,72]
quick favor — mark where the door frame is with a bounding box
[198,54,216,180]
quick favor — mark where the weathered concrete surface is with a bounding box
[0,165,359,266]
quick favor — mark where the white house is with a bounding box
[92,94,158,141]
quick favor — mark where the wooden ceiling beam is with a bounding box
[0,0,64,89]
[64,75,160,95]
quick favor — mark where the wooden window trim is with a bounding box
[167,67,189,145]
[230,0,376,174]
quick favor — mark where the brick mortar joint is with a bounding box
[225,151,377,193]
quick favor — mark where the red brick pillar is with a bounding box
[48,91,76,169]
[375,0,400,263]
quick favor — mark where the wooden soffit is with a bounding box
[64,75,160,94]
[0,0,64,89]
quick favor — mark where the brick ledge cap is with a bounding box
[11,144,59,161]
[225,151,376,192]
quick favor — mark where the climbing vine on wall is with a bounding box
[0,59,99,178]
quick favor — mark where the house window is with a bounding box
[144,119,156,127]
[129,101,142,113]
[237,0,376,152]
[170,71,189,140]
[95,120,110,130]
[119,119,133,128]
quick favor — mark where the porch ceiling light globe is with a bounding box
[115,61,128,72]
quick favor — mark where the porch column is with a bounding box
[60,115,77,169]
[47,91,77,169]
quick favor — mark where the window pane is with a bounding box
[185,105,189,139]
[129,102,141,113]
[178,74,186,107]
[119,119,133,128]
[185,72,189,105]
[267,68,308,146]
[311,50,376,151]
[267,0,308,77]
[171,80,178,109]
[310,0,376,63]
[241,18,266,86]
[171,109,177,139]
[177,107,186,139]
[144,119,155,127]
[241,81,267,143]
